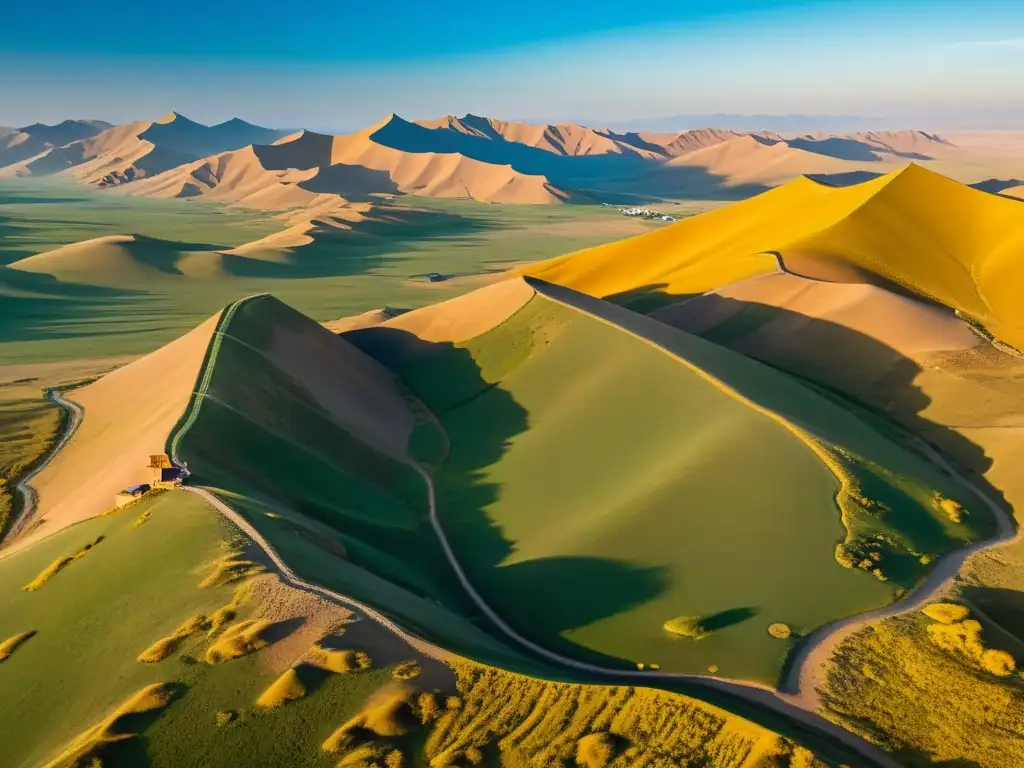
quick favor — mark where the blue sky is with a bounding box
[2,0,1022,129]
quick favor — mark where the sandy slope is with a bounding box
[663,135,889,185]
[127,117,572,207]
[526,164,1024,348]
[1001,184,1024,200]
[0,120,109,169]
[9,313,219,551]
[371,277,536,343]
[1,113,285,186]
[223,295,417,461]
[655,272,980,395]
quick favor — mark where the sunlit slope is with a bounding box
[9,312,218,552]
[525,164,1024,346]
[349,278,989,685]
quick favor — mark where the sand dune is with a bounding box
[526,164,1024,348]
[129,117,574,208]
[365,277,536,343]
[654,272,980,394]
[1001,184,1024,200]
[662,134,873,185]
[10,313,219,551]
[0,119,109,169]
[2,113,285,186]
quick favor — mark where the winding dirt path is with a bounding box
[4,389,84,545]
[785,434,1018,708]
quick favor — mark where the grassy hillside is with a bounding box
[0,490,836,768]
[525,166,1024,347]
[349,282,993,684]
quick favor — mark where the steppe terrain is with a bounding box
[4,111,1024,768]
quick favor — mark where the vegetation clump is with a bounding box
[256,668,306,708]
[0,630,36,662]
[922,602,970,624]
[834,534,892,581]
[767,623,792,640]
[138,614,210,663]
[925,614,1016,677]
[933,493,967,523]
[40,683,176,768]
[204,619,272,664]
[391,661,421,680]
[575,732,616,767]
[215,710,236,727]
[308,645,372,673]
[662,616,709,639]
[199,550,264,588]
[23,536,104,591]
[323,686,417,754]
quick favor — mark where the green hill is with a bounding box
[348,279,993,684]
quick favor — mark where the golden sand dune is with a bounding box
[654,272,981,393]
[526,164,1024,347]
[369,277,536,343]
[323,308,398,334]
[11,314,219,552]
[1001,185,1024,200]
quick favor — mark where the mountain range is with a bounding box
[3,112,1022,210]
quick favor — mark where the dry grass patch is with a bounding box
[23,536,104,591]
[662,615,709,639]
[308,645,372,674]
[137,614,210,663]
[922,602,970,624]
[323,685,417,754]
[40,683,176,768]
[823,616,1024,765]
[256,667,306,708]
[0,630,36,662]
[204,619,273,664]
[768,623,792,640]
[391,661,421,680]
[199,550,264,588]
[575,732,616,767]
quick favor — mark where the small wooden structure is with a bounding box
[115,483,151,508]
[148,454,183,488]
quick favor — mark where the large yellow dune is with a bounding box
[525,164,1024,348]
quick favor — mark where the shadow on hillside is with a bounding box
[215,205,503,280]
[654,292,1011,520]
[0,266,143,345]
[807,170,886,187]
[347,325,670,668]
[961,586,1024,645]
[370,119,775,203]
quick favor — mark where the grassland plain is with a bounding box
[0,179,662,365]
[347,282,992,685]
